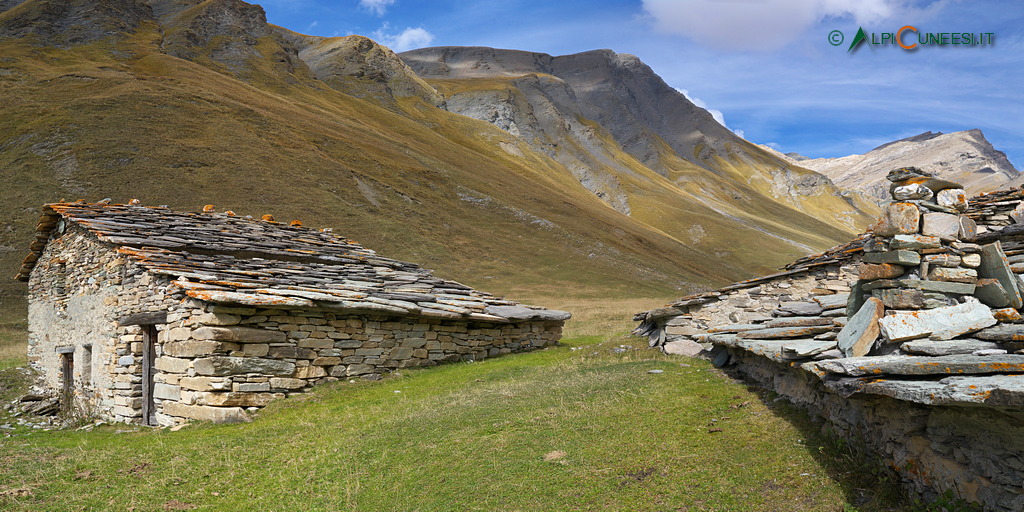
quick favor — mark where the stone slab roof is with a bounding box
[16,202,570,323]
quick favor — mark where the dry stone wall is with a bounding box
[147,303,561,426]
[637,186,1024,510]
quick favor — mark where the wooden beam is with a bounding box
[118,311,167,326]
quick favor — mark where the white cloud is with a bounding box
[676,88,746,138]
[642,0,905,51]
[359,0,396,16]
[373,24,435,52]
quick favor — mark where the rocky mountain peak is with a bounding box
[781,129,1021,203]
[274,31,440,105]
[0,0,153,46]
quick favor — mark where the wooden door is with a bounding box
[59,352,73,415]
[141,325,156,426]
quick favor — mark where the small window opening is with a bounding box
[80,345,93,387]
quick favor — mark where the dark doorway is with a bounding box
[141,324,157,426]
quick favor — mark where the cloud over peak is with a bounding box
[373,24,435,52]
[642,0,902,51]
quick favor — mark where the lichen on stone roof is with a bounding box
[16,202,570,323]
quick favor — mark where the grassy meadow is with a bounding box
[0,295,911,511]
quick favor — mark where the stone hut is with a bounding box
[16,201,569,426]
[634,183,1024,510]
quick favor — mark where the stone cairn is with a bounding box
[842,167,1020,356]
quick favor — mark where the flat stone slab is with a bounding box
[979,242,1023,308]
[822,374,1024,406]
[737,325,832,340]
[860,263,905,281]
[976,324,1024,341]
[889,234,941,250]
[921,212,961,240]
[863,250,921,266]
[975,278,1011,308]
[900,339,1002,356]
[766,316,833,328]
[775,301,823,316]
[897,278,976,295]
[878,299,996,341]
[838,297,883,357]
[813,293,850,310]
[707,323,764,334]
[781,340,838,360]
[814,354,1024,377]
[484,305,572,321]
[732,339,796,362]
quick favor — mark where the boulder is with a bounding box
[871,202,920,236]
[936,188,968,212]
[878,299,996,341]
[663,340,704,357]
[837,297,883,357]
[892,183,933,201]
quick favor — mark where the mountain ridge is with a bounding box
[0,0,876,320]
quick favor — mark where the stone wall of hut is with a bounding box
[28,224,562,426]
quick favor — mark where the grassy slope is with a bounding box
[0,331,908,511]
[0,23,740,320]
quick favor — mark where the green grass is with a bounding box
[0,323,27,371]
[0,329,908,511]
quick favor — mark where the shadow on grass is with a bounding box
[719,367,912,512]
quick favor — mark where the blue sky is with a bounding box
[259,0,1024,168]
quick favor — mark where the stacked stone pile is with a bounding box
[632,177,1024,510]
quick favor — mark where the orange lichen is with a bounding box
[261,214,276,222]
[203,204,215,212]
[289,220,302,227]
